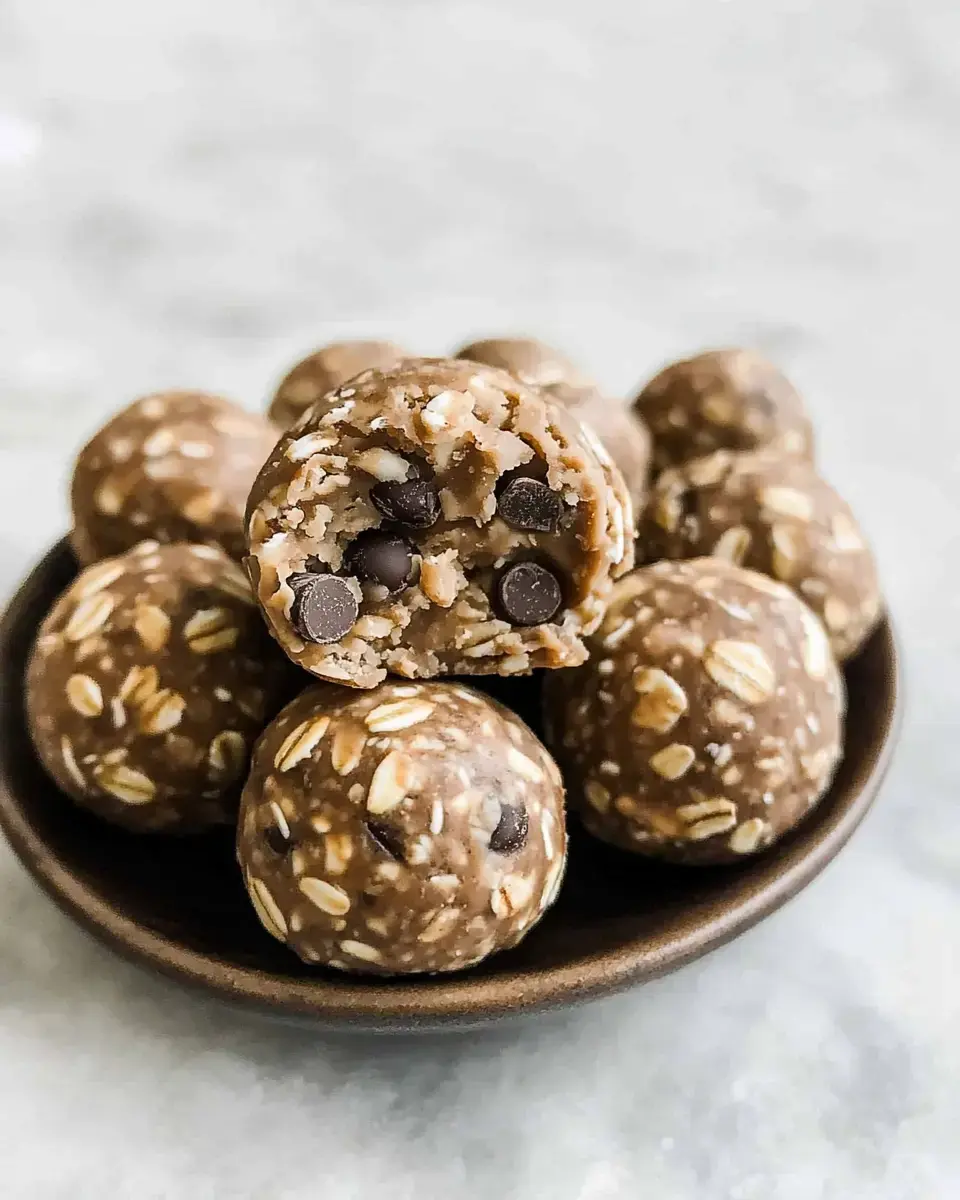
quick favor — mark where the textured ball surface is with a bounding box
[26,542,288,833]
[544,558,845,864]
[238,680,567,973]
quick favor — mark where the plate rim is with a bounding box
[0,540,903,1031]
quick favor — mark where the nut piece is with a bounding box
[543,557,845,865]
[419,553,460,609]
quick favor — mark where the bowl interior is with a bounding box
[0,541,900,1031]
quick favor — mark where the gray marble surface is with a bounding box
[0,2,957,1196]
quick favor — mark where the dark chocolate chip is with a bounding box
[263,823,291,855]
[489,803,529,854]
[287,572,316,593]
[370,479,441,529]
[496,476,563,533]
[495,561,563,626]
[290,573,358,644]
[344,530,416,595]
[364,820,406,861]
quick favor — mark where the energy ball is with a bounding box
[543,558,845,865]
[455,336,594,390]
[71,390,279,565]
[641,448,881,661]
[237,680,567,974]
[26,542,289,833]
[268,340,409,429]
[245,357,633,688]
[456,336,651,516]
[633,348,814,472]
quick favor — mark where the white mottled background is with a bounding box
[0,2,957,1197]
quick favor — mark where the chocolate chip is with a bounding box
[290,573,358,644]
[344,530,416,595]
[489,803,529,854]
[287,572,316,593]
[364,820,406,861]
[370,479,441,529]
[263,823,291,855]
[496,476,563,533]
[495,562,563,626]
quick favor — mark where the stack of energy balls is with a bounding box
[24,338,881,976]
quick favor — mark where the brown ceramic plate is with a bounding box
[0,540,901,1033]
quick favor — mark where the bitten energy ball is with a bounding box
[26,542,288,833]
[246,357,633,688]
[642,448,881,661]
[268,340,409,429]
[633,348,814,472]
[237,680,566,974]
[544,558,845,865]
[456,336,651,515]
[71,391,279,565]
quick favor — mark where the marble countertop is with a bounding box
[0,2,957,1196]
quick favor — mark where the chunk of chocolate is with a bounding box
[489,803,529,854]
[364,820,406,861]
[496,477,563,533]
[290,574,359,644]
[263,822,292,855]
[344,531,416,595]
[369,479,441,530]
[496,562,563,626]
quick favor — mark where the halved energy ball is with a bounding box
[237,680,567,974]
[26,542,290,833]
[640,448,881,661]
[543,558,845,865]
[455,336,651,517]
[71,390,279,564]
[267,340,410,429]
[245,357,634,688]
